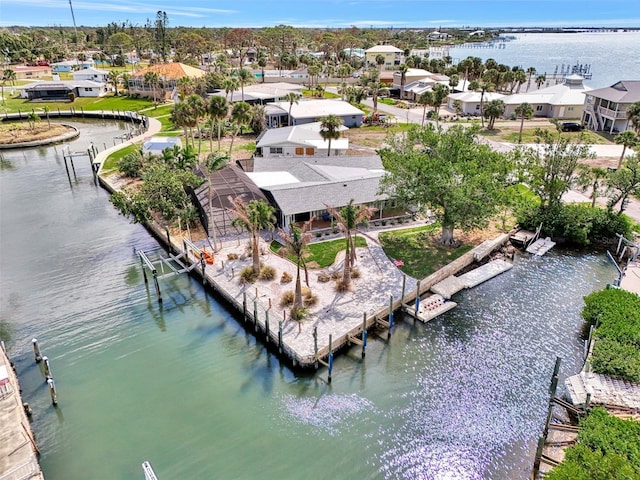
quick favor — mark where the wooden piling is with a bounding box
[401,274,406,303]
[253,300,258,330]
[278,320,283,354]
[32,338,42,363]
[242,292,247,323]
[153,271,162,304]
[313,327,318,369]
[42,356,52,379]
[47,378,58,406]
[361,313,367,358]
[414,280,421,313]
[265,310,269,344]
[328,334,333,383]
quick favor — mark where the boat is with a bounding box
[192,248,214,264]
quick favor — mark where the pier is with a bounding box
[0,344,44,480]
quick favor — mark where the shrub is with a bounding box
[258,265,276,280]
[335,278,351,292]
[280,290,294,307]
[330,270,341,280]
[227,253,239,260]
[350,267,361,279]
[317,272,331,283]
[303,291,318,306]
[290,306,307,320]
[118,152,144,178]
[280,271,292,284]
[239,266,258,284]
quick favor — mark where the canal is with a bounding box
[0,119,615,479]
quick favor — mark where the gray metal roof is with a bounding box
[587,81,640,104]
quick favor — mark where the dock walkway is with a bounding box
[431,259,513,298]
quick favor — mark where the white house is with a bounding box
[394,69,450,100]
[71,67,109,83]
[446,91,506,115]
[256,122,349,158]
[582,80,640,133]
[265,99,364,128]
[21,80,109,100]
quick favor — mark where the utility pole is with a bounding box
[68,0,79,46]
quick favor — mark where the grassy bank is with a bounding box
[271,236,367,269]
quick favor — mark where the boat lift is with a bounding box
[138,238,209,304]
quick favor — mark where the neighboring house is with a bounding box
[245,155,388,228]
[209,82,303,105]
[365,45,404,70]
[582,80,640,133]
[394,69,450,101]
[142,136,182,155]
[11,65,52,80]
[502,74,592,119]
[128,62,206,100]
[20,80,109,100]
[468,30,486,37]
[71,67,109,83]
[255,122,349,158]
[446,91,506,115]
[409,47,450,61]
[51,60,95,73]
[264,99,364,128]
[343,48,365,59]
[428,31,452,40]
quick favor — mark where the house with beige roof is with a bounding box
[582,80,640,134]
[128,62,206,100]
[11,65,52,80]
[501,74,591,119]
[256,122,349,157]
[365,45,404,70]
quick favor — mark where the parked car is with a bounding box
[561,122,584,132]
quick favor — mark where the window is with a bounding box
[295,147,304,155]
[567,107,574,111]
[84,88,92,92]
[269,147,283,154]
[305,148,314,155]
[475,104,480,110]
[536,105,543,112]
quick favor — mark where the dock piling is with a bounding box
[278,320,283,354]
[47,378,58,406]
[313,327,318,369]
[415,280,421,313]
[242,292,247,323]
[32,338,42,363]
[361,313,367,358]
[253,301,258,331]
[328,334,333,383]
[265,310,269,344]
[401,274,406,303]
[42,356,52,379]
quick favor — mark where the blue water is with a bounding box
[450,32,640,89]
[0,120,616,479]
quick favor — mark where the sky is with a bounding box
[1,0,639,29]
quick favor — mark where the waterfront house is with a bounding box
[394,69,450,101]
[446,91,506,115]
[501,74,591,119]
[244,154,389,228]
[209,82,303,105]
[255,122,349,157]
[582,80,640,133]
[128,62,206,100]
[264,99,364,128]
[71,67,109,83]
[365,45,404,70]
[10,65,52,80]
[51,59,95,73]
[21,80,109,100]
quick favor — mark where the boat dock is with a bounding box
[0,345,44,480]
[526,237,556,256]
[431,259,513,299]
[403,294,457,322]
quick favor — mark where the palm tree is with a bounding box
[417,91,433,127]
[223,76,239,101]
[257,56,267,83]
[108,70,121,96]
[319,115,343,157]
[483,99,505,130]
[307,64,322,88]
[171,102,195,147]
[278,219,313,313]
[364,70,384,113]
[3,69,16,86]
[325,199,376,286]
[229,197,276,274]
[121,72,131,94]
[42,105,51,129]
[576,165,609,208]
[284,92,301,126]
[229,101,252,153]
[614,130,638,169]
[375,54,385,71]
[185,94,207,155]
[430,84,450,128]
[627,101,640,134]
[535,74,546,90]
[236,68,253,101]
[208,95,228,151]
[27,112,40,131]
[514,102,534,143]
[525,67,536,92]
[143,71,159,103]
[398,63,409,99]
[471,80,493,128]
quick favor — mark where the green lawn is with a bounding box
[479,124,612,144]
[271,236,367,269]
[1,95,157,115]
[379,224,473,279]
[102,143,139,173]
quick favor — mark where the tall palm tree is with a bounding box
[627,101,640,134]
[535,74,546,89]
[575,164,609,208]
[325,199,376,286]
[143,71,159,103]
[319,115,343,157]
[3,69,16,86]
[278,219,313,313]
[375,54,385,71]
[418,91,433,127]
[229,197,276,274]
[525,67,536,92]
[614,130,638,169]
[171,101,195,147]
[229,101,252,153]
[471,80,493,128]
[236,68,253,101]
[108,70,121,96]
[223,76,239,101]
[42,105,51,129]
[121,72,131,94]
[284,92,301,126]
[514,102,534,143]
[430,84,450,128]
[483,99,505,130]
[185,94,207,155]
[207,95,228,151]
[398,63,409,100]
[257,56,267,83]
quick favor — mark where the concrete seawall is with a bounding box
[0,345,44,480]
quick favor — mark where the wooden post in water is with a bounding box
[388,295,394,331]
[265,310,269,344]
[328,334,333,383]
[153,271,162,304]
[32,338,42,363]
[253,300,258,330]
[415,280,421,314]
[63,154,71,183]
[532,435,545,479]
[278,320,283,354]
[140,256,148,285]
[165,227,171,254]
[401,274,406,303]
[361,312,367,358]
[47,378,58,406]
[313,327,318,369]
[242,292,247,323]
[42,356,52,380]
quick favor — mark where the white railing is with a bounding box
[598,106,627,119]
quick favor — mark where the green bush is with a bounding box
[258,265,276,280]
[239,266,258,284]
[517,204,633,246]
[546,408,640,480]
[118,152,144,178]
[581,288,640,382]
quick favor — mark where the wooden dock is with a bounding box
[431,259,513,299]
[526,237,556,256]
[403,294,457,322]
